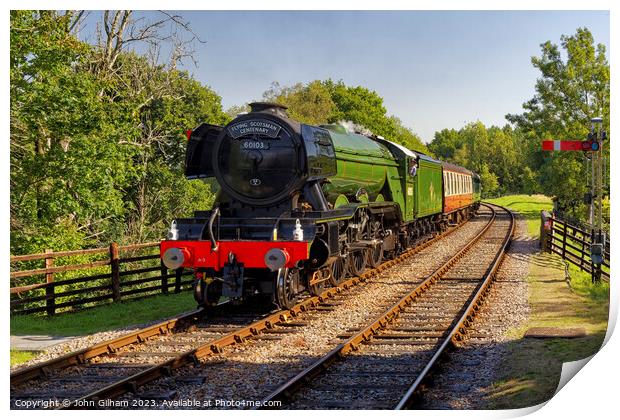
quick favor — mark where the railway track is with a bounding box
[255,203,514,409]
[10,209,476,410]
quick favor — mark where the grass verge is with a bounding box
[11,291,196,337]
[484,230,609,408]
[486,194,552,238]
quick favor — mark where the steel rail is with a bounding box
[48,212,472,408]
[256,204,503,408]
[10,308,205,386]
[395,203,514,409]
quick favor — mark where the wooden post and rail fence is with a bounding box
[540,211,610,282]
[10,242,194,316]
[11,214,608,316]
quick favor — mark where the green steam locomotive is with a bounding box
[161,102,481,308]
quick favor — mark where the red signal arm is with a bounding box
[542,140,584,151]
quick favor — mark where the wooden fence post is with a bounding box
[540,212,546,250]
[580,230,586,272]
[561,222,567,259]
[174,268,182,293]
[110,242,121,302]
[160,244,169,294]
[540,211,552,252]
[45,249,55,316]
[539,212,544,249]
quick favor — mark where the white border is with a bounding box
[2,2,616,420]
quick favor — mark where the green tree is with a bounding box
[108,53,227,242]
[478,163,499,198]
[10,11,227,254]
[507,27,609,219]
[388,116,429,154]
[10,11,126,253]
[261,79,428,153]
[225,104,250,120]
[428,122,528,196]
[428,129,462,161]
[322,79,395,139]
[264,81,335,125]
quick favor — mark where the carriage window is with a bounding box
[452,173,456,195]
[450,174,454,196]
[454,173,457,195]
[450,173,456,195]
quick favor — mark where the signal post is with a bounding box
[542,117,607,283]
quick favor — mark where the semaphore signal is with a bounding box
[541,118,607,282]
[541,139,600,152]
[542,140,582,151]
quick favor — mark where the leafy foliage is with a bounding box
[429,122,526,198]
[264,79,429,154]
[10,15,609,259]
[10,11,225,255]
[430,27,609,209]
[506,27,609,219]
[263,81,335,125]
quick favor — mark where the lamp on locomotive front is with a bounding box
[162,247,192,270]
[168,220,179,240]
[264,248,290,271]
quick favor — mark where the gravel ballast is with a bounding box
[135,211,495,408]
[12,208,527,410]
[417,215,532,409]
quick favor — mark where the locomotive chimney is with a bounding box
[249,102,289,118]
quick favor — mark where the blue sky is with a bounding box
[82,10,609,143]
